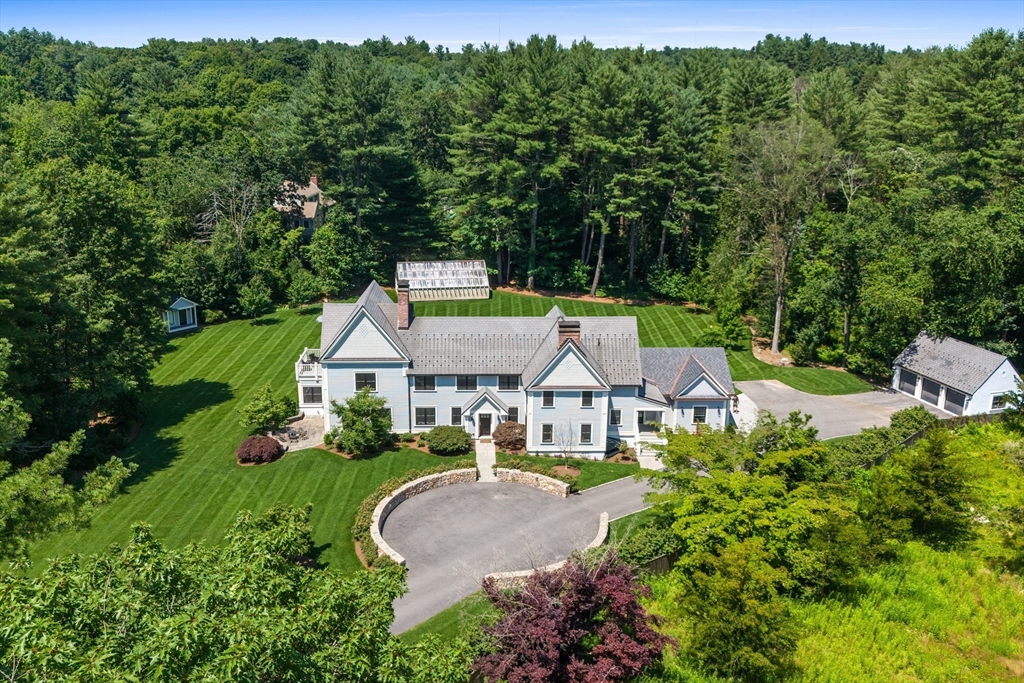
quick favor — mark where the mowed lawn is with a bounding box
[30,307,464,573]
[31,289,867,571]
[418,291,871,395]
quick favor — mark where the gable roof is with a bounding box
[273,177,335,219]
[168,296,198,310]
[894,331,1010,395]
[462,387,509,414]
[639,347,734,400]
[319,282,410,359]
[525,338,611,389]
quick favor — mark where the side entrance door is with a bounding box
[478,413,492,437]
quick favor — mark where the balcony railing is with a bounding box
[295,348,322,381]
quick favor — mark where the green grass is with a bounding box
[30,307,471,572]
[399,592,496,644]
[495,452,639,489]
[418,290,872,396]
[609,508,658,543]
[31,288,867,570]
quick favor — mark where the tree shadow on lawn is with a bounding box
[250,317,282,326]
[119,378,234,486]
[296,305,323,316]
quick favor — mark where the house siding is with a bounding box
[526,389,609,458]
[966,359,1021,415]
[323,362,410,431]
[408,374,525,434]
[675,399,730,431]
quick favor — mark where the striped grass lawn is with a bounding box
[417,291,872,395]
[30,307,469,573]
[30,290,867,571]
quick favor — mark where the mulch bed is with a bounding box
[552,465,582,477]
[606,451,637,464]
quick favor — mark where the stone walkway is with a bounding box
[475,439,497,482]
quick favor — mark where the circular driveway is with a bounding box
[383,478,651,632]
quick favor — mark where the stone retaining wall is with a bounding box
[484,511,609,590]
[494,468,570,497]
[370,468,478,566]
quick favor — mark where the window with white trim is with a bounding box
[580,423,592,444]
[355,373,376,391]
[302,386,322,404]
[542,391,554,407]
[541,424,554,444]
[498,375,519,391]
[692,406,707,424]
[992,394,1007,410]
[414,375,435,391]
[457,375,477,391]
[508,406,519,423]
[610,409,622,426]
[581,391,593,408]
[415,407,436,427]
[450,407,462,425]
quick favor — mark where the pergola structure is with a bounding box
[395,260,490,301]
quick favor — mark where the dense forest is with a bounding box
[1,28,1023,451]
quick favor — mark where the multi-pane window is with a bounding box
[451,407,462,425]
[541,424,554,444]
[609,409,622,426]
[355,373,376,391]
[414,375,435,391]
[508,407,519,423]
[302,386,322,404]
[498,375,519,391]
[581,391,593,407]
[580,424,592,444]
[692,406,707,424]
[992,394,1007,410]
[542,391,554,407]
[457,375,477,391]
[415,407,436,427]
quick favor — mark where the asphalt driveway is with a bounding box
[735,379,943,439]
[383,477,652,633]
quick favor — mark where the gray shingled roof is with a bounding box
[894,332,1007,395]
[639,347,734,399]
[319,282,410,358]
[318,281,645,387]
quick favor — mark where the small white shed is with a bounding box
[892,332,1020,416]
[163,297,199,333]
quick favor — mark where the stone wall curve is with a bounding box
[494,468,570,497]
[370,468,478,566]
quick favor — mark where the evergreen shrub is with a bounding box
[422,425,472,455]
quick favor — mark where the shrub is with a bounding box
[238,383,292,435]
[618,523,682,567]
[477,552,669,683]
[421,425,472,455]
[239,277,274,319]
[203,309,226,324]
[492,421,526,451]
[287,267,321,307]
[330,389,392,457]
[236,435,283,465]
[399,432,416,443]
[323,427,339,446]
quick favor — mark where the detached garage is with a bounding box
[893,332,1020,416]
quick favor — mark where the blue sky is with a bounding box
[1,1,1022,50]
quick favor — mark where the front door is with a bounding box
[478,413,492,437]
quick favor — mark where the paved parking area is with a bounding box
[383,477,652,633]
[735,380,943,439]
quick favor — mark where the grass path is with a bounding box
[31,290,867,571]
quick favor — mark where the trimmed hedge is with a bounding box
[492,421,526,451]
[421,425,473,455]
[236,435,284,465]
[352,458,476,567]
[498,457,578,493]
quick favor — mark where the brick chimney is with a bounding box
[558,320,581,347]
[309,175,318,187]
[397,280,413,330]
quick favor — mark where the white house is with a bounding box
[893,332,1021,416]
[294,280,736,459]
[162,296,199,333]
